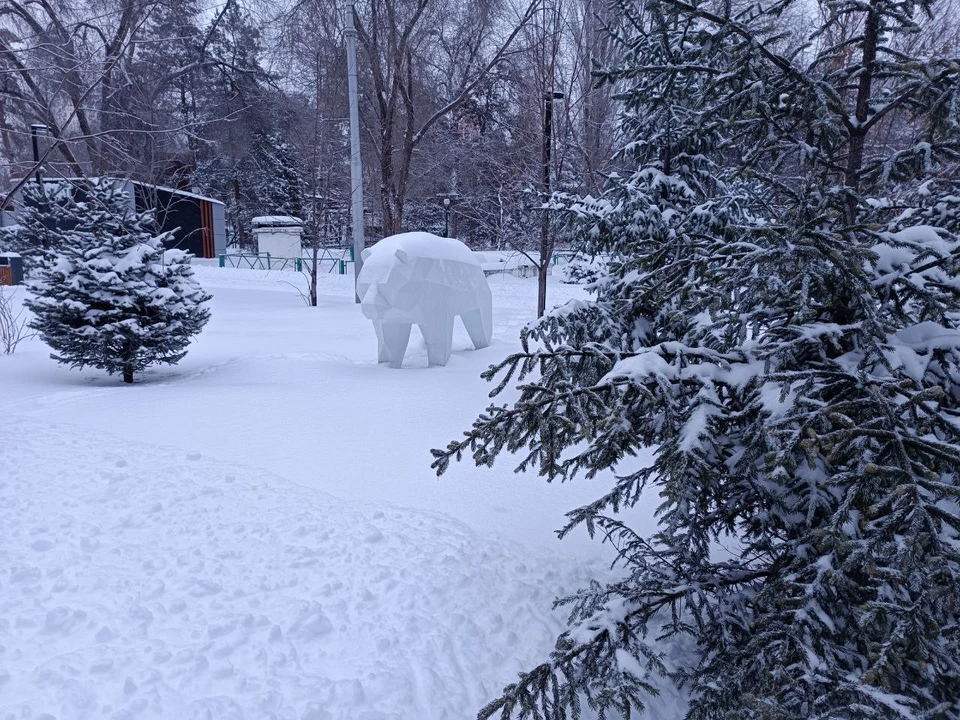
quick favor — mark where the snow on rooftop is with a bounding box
[14,178,226,205]
[252,215,304,227]
[142,183,226,205]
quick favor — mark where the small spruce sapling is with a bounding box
[0,181,87,272]
[25,180,211,383]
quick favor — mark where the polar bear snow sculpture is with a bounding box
[357,232,493,368]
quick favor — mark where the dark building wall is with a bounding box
[134,185,204,257]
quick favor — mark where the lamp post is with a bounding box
[344,3,365,303]
[30,124,50,185]
[29,123,53,248]
[436,193,460,238]
[538,91,563,318]
[541,92,563,192]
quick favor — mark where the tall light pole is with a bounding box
[344,3,365,303]
[29,123,52,248]
[538,91,563,318]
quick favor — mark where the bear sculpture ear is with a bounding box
[394,249,409,264]
[361,248,371,262]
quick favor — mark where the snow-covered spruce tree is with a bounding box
[25,180,211,384]
[0,181,88,272]
[251,130,305,220]
[433,0,960,717]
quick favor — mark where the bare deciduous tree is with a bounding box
[352,0,541,236]
[0,286,33,354]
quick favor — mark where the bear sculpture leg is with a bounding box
[460,308,492,349]
[420,316,454,367]
[375,321,412,368]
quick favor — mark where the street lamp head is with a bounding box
[29,123,50,183]
[443,197,451,208]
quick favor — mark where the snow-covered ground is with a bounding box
[0,266,676,719]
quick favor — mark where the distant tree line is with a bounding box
[0,0,621,256]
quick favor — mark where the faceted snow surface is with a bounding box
[357,232,493,367]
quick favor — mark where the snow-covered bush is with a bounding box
[434,0,960,717]
[24,180,211,383]
[557,254,605,285]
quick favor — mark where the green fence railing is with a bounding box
[219,253,302,271]
[219,248,363,275]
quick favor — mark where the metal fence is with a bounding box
[218,248,356,274]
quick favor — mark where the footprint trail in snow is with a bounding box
[0,417,586,720]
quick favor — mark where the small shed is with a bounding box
[0,253,24,286]
[252,216,303,259]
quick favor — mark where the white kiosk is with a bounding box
[252,216,303,259]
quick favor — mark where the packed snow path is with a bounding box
[0,416,586,719]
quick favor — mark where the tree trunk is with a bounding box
[844,0,879,221]
[123,368,134,384]
[379,146,399,236]
[537,261,549,319]
[233,178,246,249]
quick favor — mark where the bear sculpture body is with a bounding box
[357,232,493,367]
